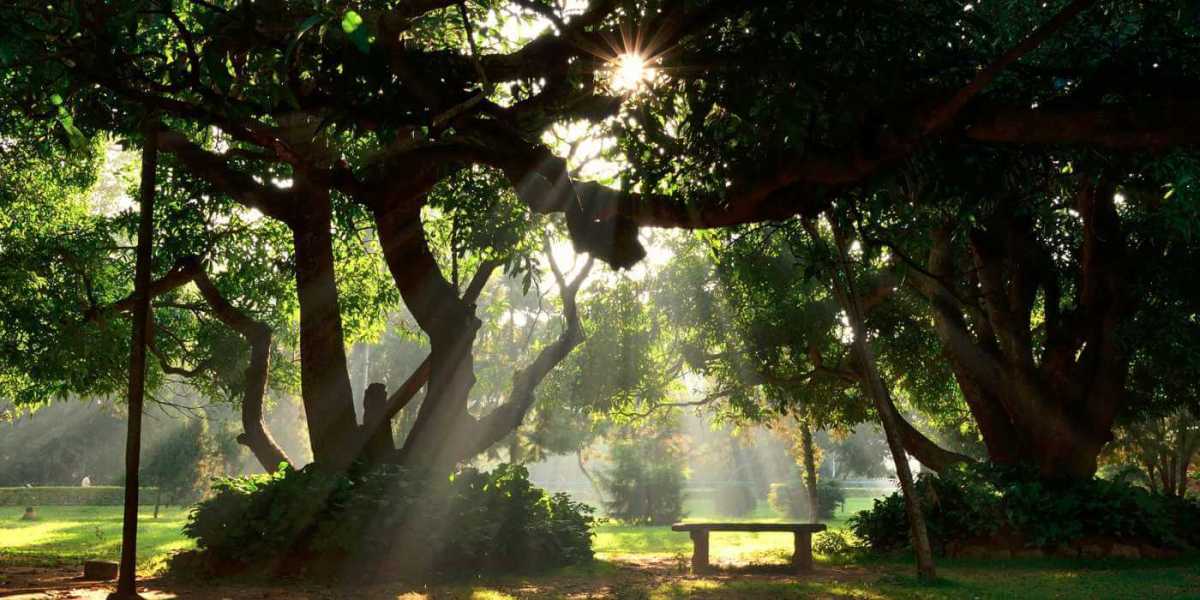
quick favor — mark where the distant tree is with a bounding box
[1104,410,1200,498]
[821,427,890,480]
[599,424,686,526]
[141,418,219,515]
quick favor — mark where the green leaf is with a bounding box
[56,113,86,149]
[340,10,363,35]
[341,11,370,54]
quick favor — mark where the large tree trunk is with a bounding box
[372,202,484,473]
[291,174,359,469]
[371,201,594,473]
[112,116,158,600]
[906,178,1129,480]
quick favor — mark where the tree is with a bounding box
[5,0,1199,480]
[1106,409,1200,497]
[599,422,687,526]
[847,147,1200,479]
[141,417,219,513]
[822,427,890,480]
[113,115,157,600]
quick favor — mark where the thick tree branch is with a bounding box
[468,249,594,457]
[157,130,296,223]
[380,258,503,423]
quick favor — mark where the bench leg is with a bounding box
[793,531,813,573]
[690,530,710,572]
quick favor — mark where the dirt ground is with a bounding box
[0,558,876,599]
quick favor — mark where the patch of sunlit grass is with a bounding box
[0,505,193,571]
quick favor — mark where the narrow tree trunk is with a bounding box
[578,448,605,504]
[111,116,158,600]
[509,434,523,464]
[291,176,359,469]
[824,218,937,581]
[153,485,161,520]
[849,309,938,580]
[799,418,821,522]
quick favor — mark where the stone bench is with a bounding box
[671,522,827,572]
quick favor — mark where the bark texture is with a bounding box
[290,174,360,469]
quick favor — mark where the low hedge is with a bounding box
[0,486,159,506]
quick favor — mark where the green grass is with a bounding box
[1,494,876,570]
[0,505,194,569]
[640,557,1200,600]
[346,556,1200,599]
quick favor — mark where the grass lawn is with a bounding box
[0,505,193,569]
[628,557,1200,600]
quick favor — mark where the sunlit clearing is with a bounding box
[611,53,654,92]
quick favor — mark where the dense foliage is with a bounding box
[850,464,1200,553]
[183,463,593,578]
[140,418,220,506]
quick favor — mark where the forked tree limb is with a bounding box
[467,244,594,458]
[380,257,504,423]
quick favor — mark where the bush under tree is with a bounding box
[850,463,1200,554]
[181,463,593,579]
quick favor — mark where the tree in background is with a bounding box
[1104,410,1200,498]
[599,421,687,526]
[141,417,220,515]
[820,427,890,480]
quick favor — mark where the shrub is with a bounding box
[713,482,757,517]
[812,529,859,557]
[0,486,158,506]
[182,463,593,578]
[600,437,685,525]
[767,480,845,521]
[849,463,1200,553]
